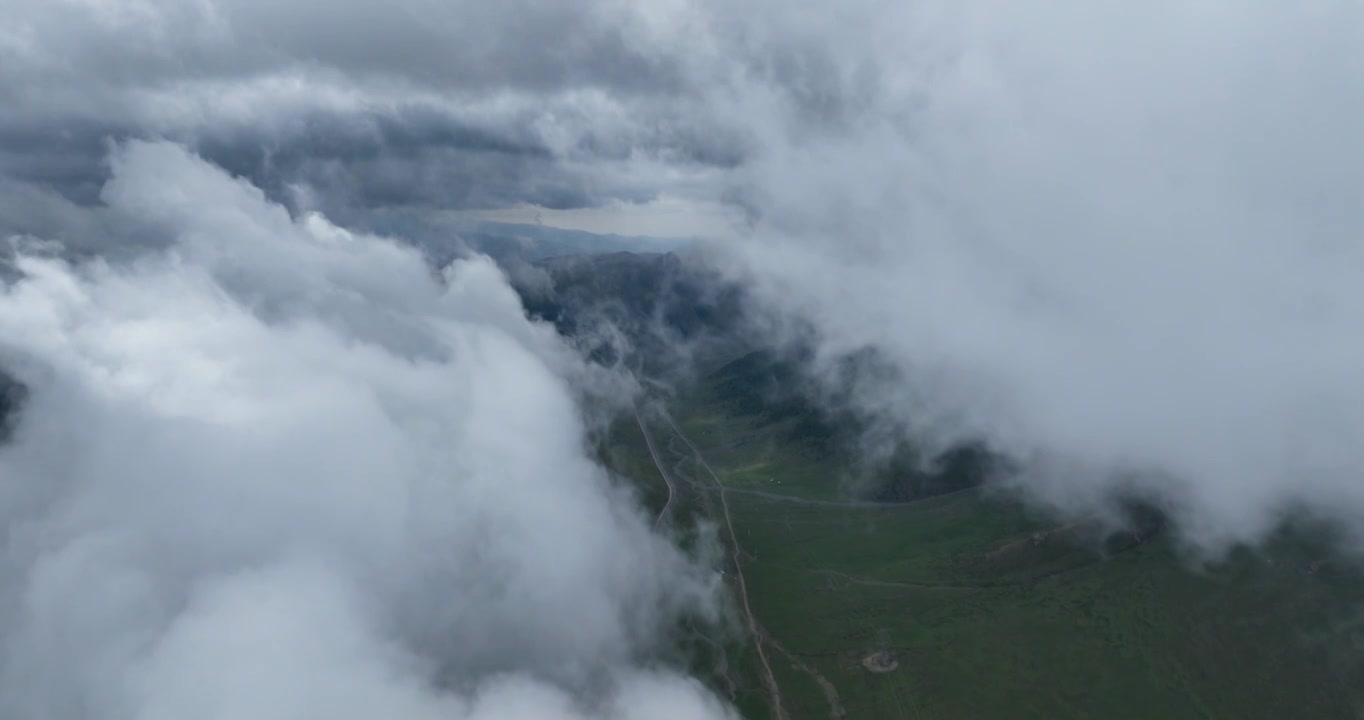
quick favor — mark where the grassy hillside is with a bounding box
[604,361,1364,720]
[686,350,994,503]
[551,254,1364,719]
[515,252,749,377]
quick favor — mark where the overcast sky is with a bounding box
[1,0,759,239]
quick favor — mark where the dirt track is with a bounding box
[663,411,790,720]
[633,402,676,531]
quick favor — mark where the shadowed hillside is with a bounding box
[512,251,749,377]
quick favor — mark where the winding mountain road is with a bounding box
[633,402,676,531]
[661,411,789,720]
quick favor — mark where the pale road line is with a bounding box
[662,412,789,720]
[770,639,846,720]
[633,403,676,531]
[689,621,739,702]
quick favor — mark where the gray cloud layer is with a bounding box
[0,0,745,232]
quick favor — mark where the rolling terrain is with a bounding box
[532,250,1364,719]
[615,364,1364,719]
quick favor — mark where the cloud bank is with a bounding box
[718,1,1364,553]
[0,0,742,242]
[0,142,730,719]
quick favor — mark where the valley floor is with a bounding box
[607,390,1364,720]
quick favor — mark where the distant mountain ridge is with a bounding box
[362,211,693,266]
[511,250,746,376]
[462,222,691,262]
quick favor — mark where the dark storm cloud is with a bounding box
[190,105,571,215]
[0,0,764,240]
[0,0,686,103]
[0,124,119,204]
[222,0,688,94]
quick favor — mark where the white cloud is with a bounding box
[719,0,1364,553]
[0,142,730,719]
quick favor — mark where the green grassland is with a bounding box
[722,486,1364,719]
[600,408,778,720]
[602,361,1364,719]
